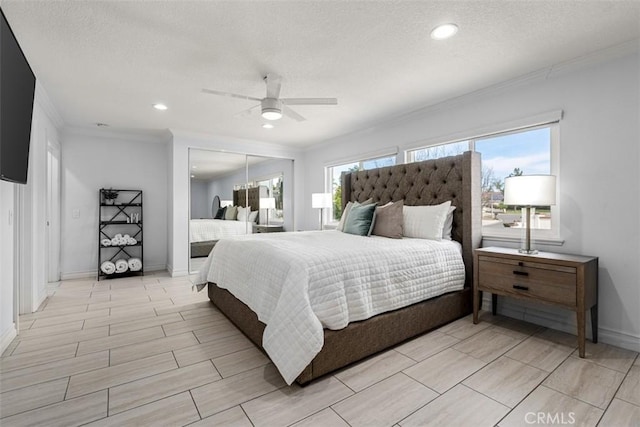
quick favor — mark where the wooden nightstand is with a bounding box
[473,247,598,358]
[252,224,284,233]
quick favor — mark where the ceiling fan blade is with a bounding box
[282,105,306,122]
[202,88,262,102]
[234,104,261,118]
[281,98,338,105]
[265,73,282,99]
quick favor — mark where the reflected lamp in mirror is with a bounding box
[260,197,276,225]
[312,193,332,231]
[503,175,556,254]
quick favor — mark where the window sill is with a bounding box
[482,234,565,247]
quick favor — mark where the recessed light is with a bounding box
[191,165,197,169]
[262,123,274,129]
[190,174,195,178]
[430,23,458,40]
[152,103,168,111]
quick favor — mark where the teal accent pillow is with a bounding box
[343,203,377,236]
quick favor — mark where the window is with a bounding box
[326,154,396,222]
[406,140,469,163]
[253,173,284,224]
[406,124,558,238]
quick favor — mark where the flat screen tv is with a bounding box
[0,8,36,185]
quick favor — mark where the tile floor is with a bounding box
[0,272,638,426]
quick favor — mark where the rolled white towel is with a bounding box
[115,259,128,273]
[100,261,116,275]
[111,237,119,245]
[128,257,142,272]
[101,238,112,247]
[128,238,137,245]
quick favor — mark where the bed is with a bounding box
[203,151,481,384]
[190,219,253,257]
[190,187,265,258]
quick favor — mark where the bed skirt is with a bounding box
[208,283,472,385]
[190,241,216,258]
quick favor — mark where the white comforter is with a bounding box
[190,219,252,243]
[199,230,465,384]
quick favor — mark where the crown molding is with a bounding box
[170,128,302,159]
[34,81,64,129]
[62,125,169,144]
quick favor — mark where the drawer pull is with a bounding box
[513,284,529,291]
[513,270,529,276]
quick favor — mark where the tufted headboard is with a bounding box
[341,151,481,286]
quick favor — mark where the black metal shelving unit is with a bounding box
[97,189,144,281]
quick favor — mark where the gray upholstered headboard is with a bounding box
[341,151,481,286]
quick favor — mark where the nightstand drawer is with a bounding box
[478,256,577,307]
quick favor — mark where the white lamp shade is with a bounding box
[312,193,332,209]
[260,197,276,209]
[503,175,556,206]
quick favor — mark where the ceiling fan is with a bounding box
[202,73,337,122]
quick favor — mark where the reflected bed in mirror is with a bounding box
[189,149,294,273]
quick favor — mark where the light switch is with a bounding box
[72,209,80,219]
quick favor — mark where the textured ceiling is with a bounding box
[2,1,639,147]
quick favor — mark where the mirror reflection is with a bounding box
[189,149,293,273]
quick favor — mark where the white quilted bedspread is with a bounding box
[190,219,252,243]
[199,230,465,384]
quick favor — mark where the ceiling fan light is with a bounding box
[262,109,282,120]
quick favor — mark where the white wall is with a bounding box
[60,129,169,277]
[302,46,640,351]
[168,130,302,277]
[190,179,210,219]
[0,180,16,352]
[18,86,63,314]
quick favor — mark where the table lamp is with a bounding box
[312,193,332,230]
[503,175,556,254]
[260,197,276,225]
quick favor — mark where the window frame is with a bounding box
[324,151,398,224]
[404,122,560,241]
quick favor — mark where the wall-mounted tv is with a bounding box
[0,8,36,185]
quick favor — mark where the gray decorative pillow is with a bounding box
[343,203,377,236]
[373,200,404,239]
[337,198,373,232]
[224,205,238,220]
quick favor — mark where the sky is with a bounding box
[329,126,551,187]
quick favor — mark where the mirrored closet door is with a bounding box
[188,149,294,273]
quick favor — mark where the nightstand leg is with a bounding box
[577,309,586,358]
[473,289,479,324]
[492,294,498,315]
[591,304,598,343]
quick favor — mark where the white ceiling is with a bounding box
[2,1,639,148]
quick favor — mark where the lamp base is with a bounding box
[518,248,538,255]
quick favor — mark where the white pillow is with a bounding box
[403,201,452,240]
[248,210,259,223]
[237,206,250,221]
[442,206,456,240]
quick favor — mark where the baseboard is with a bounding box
[482,295,640,352]
[60,270,95,280]
[61,264,167,280]
[167,264,189,277]
[1,324,17,355]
